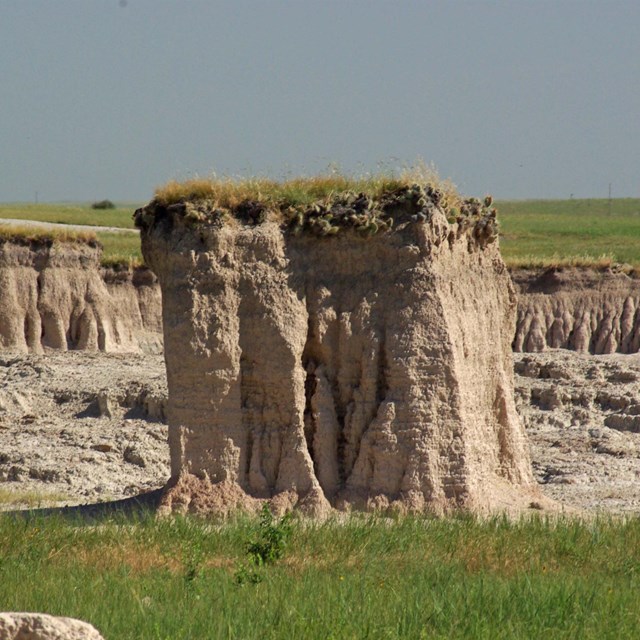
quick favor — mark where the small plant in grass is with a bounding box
[235,504,293,585]
[179,520,207,585]
[247,504,293,565]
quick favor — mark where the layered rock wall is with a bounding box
[0,240,162,353]
[2,238,637,358]
[139,197,538,516]
[513,268,640,354]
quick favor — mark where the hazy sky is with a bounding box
[1,1,639,202]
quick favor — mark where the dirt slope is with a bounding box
[515,350,640,513]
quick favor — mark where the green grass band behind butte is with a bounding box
[0,203,137,229]
[497,198,640,269]
[3,198,640,269]
[0,204,143,267]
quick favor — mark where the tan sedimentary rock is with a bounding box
[0,240,162,353]
[138,190,540,516]
[513,268,640,354]
[0,613,104,640]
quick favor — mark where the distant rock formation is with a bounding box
[3,237,638,359]
[138,185,541,516]
[513,268,640,354]
[0,239,162,353]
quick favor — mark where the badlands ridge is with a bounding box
[2,186,640,516]
[2,238,638,358]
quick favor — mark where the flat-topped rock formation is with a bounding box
[0,238,162,354]
[137,182,541,516]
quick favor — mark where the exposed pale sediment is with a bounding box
[0,239,162,353]
[2,239,638,359]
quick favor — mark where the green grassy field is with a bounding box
[498,198,640,268]
[96,231,143,267]
[0,204,143,266]
[3,198,640,269]
[0,203,137,229]
[1,511,639,639]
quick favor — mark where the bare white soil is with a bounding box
[515,350,640,514]
[1,349,640,514]
[0,351,168,508]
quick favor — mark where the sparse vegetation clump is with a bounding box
[235,505,293,585]
[91,199,116,210]
[139,167,499,244]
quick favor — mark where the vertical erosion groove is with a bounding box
[303,360,318,462]
[300,310,390,498]
[23,315,31,347]
[239,352,252,489]
[375,329,388,406]
[514,291,640,355]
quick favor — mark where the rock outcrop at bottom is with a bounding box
[0,240,162,354]
[0,613,104,640]
[140,194,541,517]
[513,268,640,354]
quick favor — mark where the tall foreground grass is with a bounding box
[2,512,639,639]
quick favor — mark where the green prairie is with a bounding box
[0,204,142,266]
[95,231,143,267]
[2,512,639,639]
[498,198,640,268]
[0,203,137,229]
[3,198,640,269]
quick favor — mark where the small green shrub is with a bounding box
[235,504,293,584]
[247,504,292,565]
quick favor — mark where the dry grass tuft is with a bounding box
[0,488,71,508]
[505,253,637,273]
[153,162,461,211]
[0,225,98,246]
[71,544,182,575]
[100,255,144,270]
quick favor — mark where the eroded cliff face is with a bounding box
[0,240,162,353]
[139,195,540,517]
[513,268,640,354]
